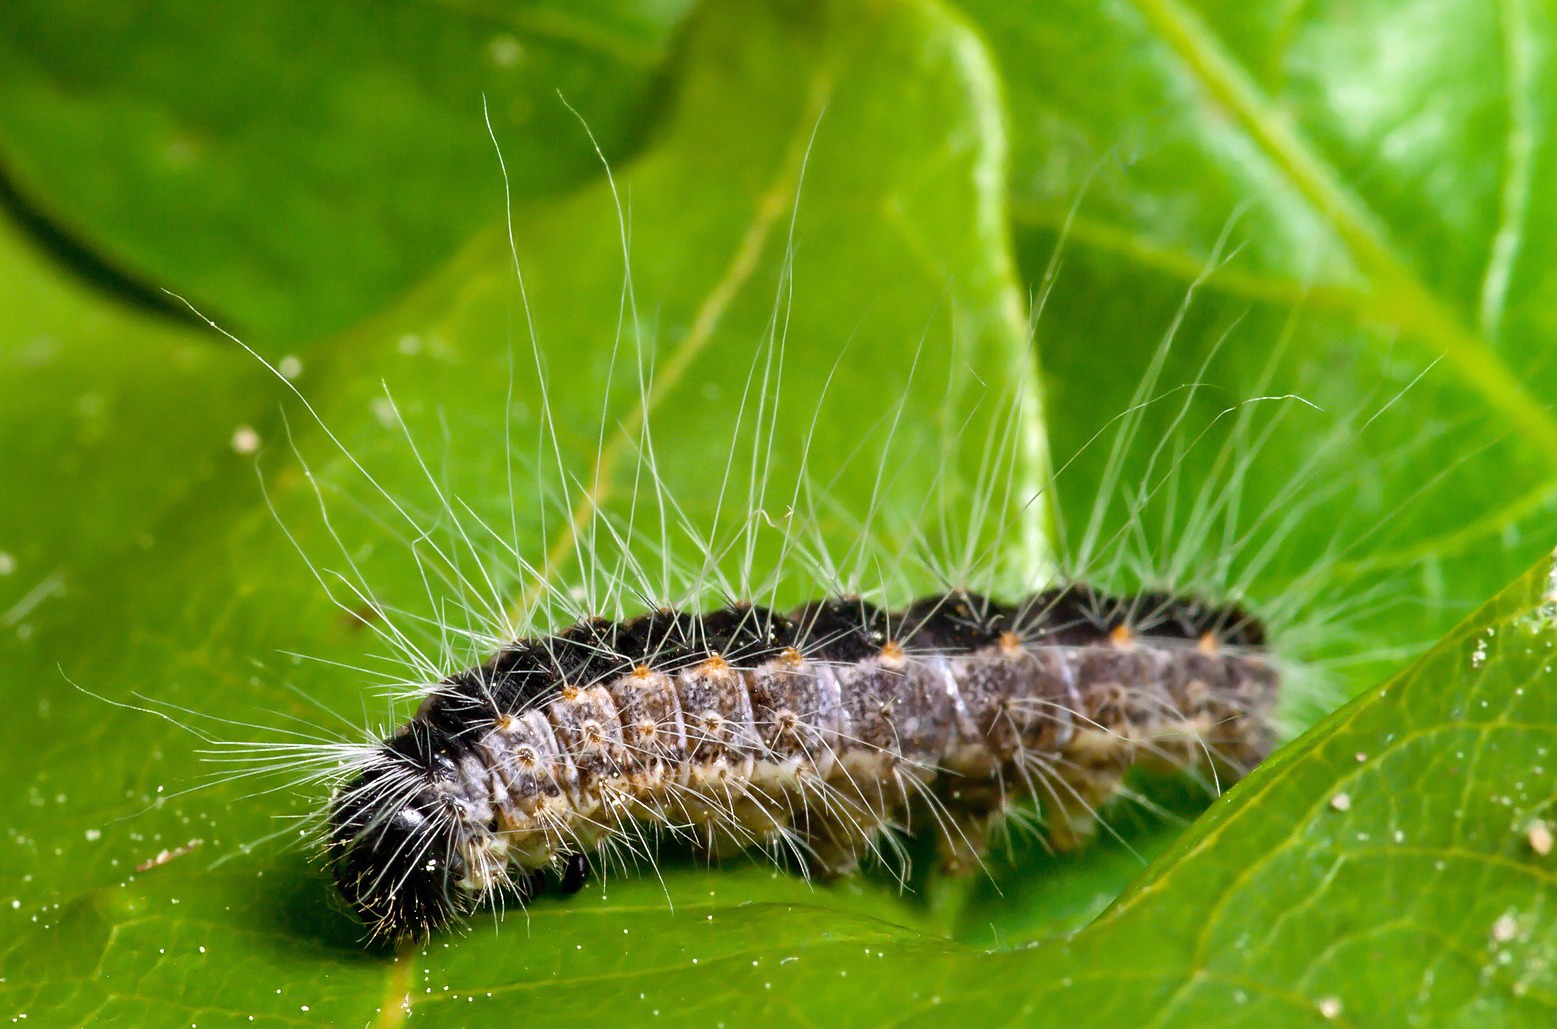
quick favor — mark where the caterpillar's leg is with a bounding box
[1040,763,1125,852]
[930,780,1007,875]
[558,851,590,895]
[797,776,896,879]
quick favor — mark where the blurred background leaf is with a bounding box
[0,0,695,347]
[2,0,1556,1024]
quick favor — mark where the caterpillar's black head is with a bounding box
[328,728,473,942]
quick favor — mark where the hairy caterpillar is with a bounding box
[158,113,1421,948]
[206,294,1331,947]
[168,198,1404,947]
[330,586,1276,940]
[169,248,1394,951]
[8,15,1541,1029]
[151,178,1434,952]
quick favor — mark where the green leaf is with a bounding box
[4,0,1557,1024]
[0,215,266,617]
[1,1,1037,1022]
[0,0,695,346]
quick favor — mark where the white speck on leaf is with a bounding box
[489,35,524,68]
[1528,821,1552,856]
[230,426,261,454]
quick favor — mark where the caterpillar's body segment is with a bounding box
[329,585,1277,941]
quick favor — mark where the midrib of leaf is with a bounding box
[1123,0,1557,460]
[387,39,840,1027]
[374,949,413,1029]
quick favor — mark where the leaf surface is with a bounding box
[0,0,695,345]
[2,0,1556,1025]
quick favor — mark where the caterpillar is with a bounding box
[331,584,1277,940]
[188,243,1369,946]
[181,137,1396,948]
[170,248,1402,953]
[175,214,1405,949]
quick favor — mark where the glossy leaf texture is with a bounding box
[964,0,1557,691]
[2,0,1556,1025]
